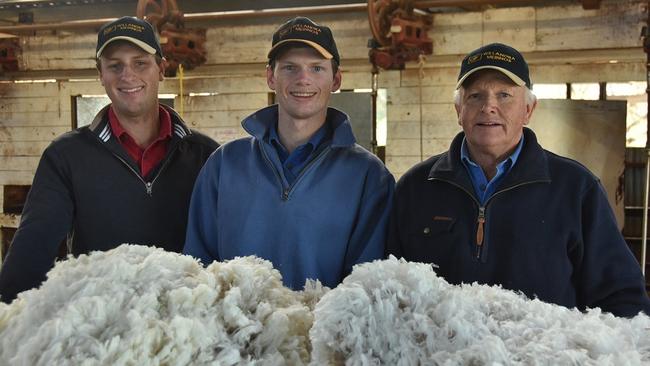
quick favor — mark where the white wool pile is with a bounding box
[309,256,650,365]
[0,244,314,366]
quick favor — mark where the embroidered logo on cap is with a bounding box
[103,23,145,36]
[468,54,482,64]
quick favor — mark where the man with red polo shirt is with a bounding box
[0,16,218,303]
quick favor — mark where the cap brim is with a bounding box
[267,39,333,60]
[456,65,527,89]
[96,36,157,58]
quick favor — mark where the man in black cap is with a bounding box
[183,17,394,290]
[387,43,650,317]
[0,16,218,303]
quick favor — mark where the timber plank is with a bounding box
[0,171,38,185]
[386,137,452,157]
[0,112,68,127]
[388,86,455,105]
[536,2,644,50]
[0,156,40,172]
[431,12,484,56]
[181,110,258,128]
[0,97,59,114]
[388,103,457,123]
[0,141,50,157]
[0,127,70,142]
[0,82,60,98]
[183,93,269,112]
[483,7,536,51]
[387,119,461,140]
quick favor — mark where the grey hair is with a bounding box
[453,86,537,107]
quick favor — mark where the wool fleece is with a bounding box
[0,244,323,366]
[310,256,650,365]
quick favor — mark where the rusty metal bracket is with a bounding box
[136,0,207,77]
[0,38,20,73]
[367,0,433,70]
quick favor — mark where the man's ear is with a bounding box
[331,69,342,92]
[159,58,167,81]
[454,101,462,126]
[266,65,276,91]
[523,98,538,125]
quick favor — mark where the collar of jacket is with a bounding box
[241,104,356,148]
[428,127,551,193]
[87,104,193,142]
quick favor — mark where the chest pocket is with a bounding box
[405,216,457,263]
[421,216,455,235]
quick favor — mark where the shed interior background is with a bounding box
[0,0,646,288]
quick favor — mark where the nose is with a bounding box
[481,95,498,112]
[119,65,137,80]
[295,67,312,84]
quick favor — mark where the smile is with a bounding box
[119,86,144,93]
[290,91,316,97]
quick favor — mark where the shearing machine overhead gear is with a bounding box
[367,0,433,70]
[137,0,207,77]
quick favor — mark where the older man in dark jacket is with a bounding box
[387,43,650,318]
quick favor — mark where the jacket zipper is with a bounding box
[111,142,181,196]
[476,206,485,258]
[259,142,289,200]
[259,142,331,201]
[430,177,549,261]
[285,147,331,198]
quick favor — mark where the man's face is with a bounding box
[98,42,164,119]
[267,47,341,124]
[455,69,536,159]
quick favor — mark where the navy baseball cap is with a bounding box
[268,16,340,65]
[456,43,530,89]
[96,16,163,58]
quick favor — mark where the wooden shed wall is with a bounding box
[0,0,645,229]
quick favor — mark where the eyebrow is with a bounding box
[278,59,329,65]
[104,55,150,62]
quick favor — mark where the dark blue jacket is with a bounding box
[184,105,395,290]
[387,128,650,317]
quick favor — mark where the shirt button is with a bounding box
[479,184,486,191]
[423,227,430,234]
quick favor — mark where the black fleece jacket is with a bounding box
[388,128,650,318]
[0,104,218,303]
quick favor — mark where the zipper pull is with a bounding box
[146,182,153,196]
[476,207,485,257]
[282,188,289,201]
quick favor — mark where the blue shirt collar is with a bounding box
[268,120,330,156]
[242,105,355,147]
[460,134,525,204]
[460,133,525,170]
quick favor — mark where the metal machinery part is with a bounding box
[136,0,207,77]
[0,39,19,73]
[367,0,433,70]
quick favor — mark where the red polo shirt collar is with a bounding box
[108,105,172,178]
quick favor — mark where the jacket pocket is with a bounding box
[419,216,455,236]
[403,216,456,263]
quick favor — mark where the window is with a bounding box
[607,82,646,147]
[532,84,567,99]
[570,83,600,100]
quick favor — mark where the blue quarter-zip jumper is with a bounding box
[184,105,395,290]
